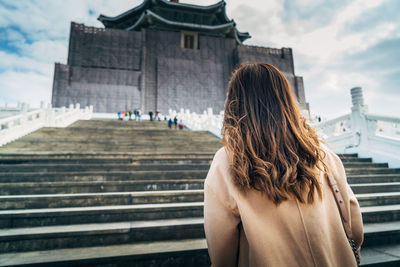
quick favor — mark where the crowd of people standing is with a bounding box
[168,117,184,130]
[116,109,184,130]
[117,109,142,121]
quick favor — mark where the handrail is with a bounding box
[0,104,93,146]
[170,87,399,167]
[0,109,43,126]
[366,114,400,124]
[315,114,351,128]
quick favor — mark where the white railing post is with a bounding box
[348,87,369,152]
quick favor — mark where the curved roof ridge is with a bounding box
[98,0,150,22]
[98,0,226,23]
[97,0,251,43]
[126,9,235,31]
[156,0,225,11]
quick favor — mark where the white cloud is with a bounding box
[0,0,398,119]
[0,70,52,107]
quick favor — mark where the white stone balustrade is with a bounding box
[169,108,223,138]
[171,87,400,168]
[0,103,93,146]
[315,87,400,168]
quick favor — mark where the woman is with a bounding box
[204,63,363,267]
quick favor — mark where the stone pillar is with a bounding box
[349,87,369,151]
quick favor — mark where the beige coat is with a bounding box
[204,147,364,267]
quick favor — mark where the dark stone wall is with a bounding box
[52,22,307,114]
[53,23,142,113]
[68,23,141,70]
[52,63,70,108]
[52,63,141,112]
[143,29,236,113]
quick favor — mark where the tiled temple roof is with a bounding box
[98,0,251,43]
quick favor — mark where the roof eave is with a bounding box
[127,10,236,32]
[98,0,227,26]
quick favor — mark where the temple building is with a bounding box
[52,0,308,113]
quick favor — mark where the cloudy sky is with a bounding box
[0,0,398,118]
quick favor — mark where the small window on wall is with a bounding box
[181,31,198,49]
[184,35,194,49]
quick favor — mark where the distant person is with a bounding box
[173,116,178,129]
[117,111,122,120]
[134,109,138,120]
[137,109,142,121]
[168,118,173,129]
[178,120,184,130]
[155,110,160,121]
[149,110,154,121]
[128,111,132,120]
[204,63,363,267]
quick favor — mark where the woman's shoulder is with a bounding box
[213,147,229,164]
[205,147,233,188]
[320,144,344,168]
[320,144,348,184]
[205,146,239,212]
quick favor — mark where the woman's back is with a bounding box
[203,63,363,266]
[204,147,363,267]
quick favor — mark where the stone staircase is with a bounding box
[0,119,399,266]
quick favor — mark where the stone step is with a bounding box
[3,172,396,184]
[0,202,204,229]
[0,217,205,253]
[361,244,400,266]
[351,183,400,194]
[0,157,213,165]
[363,221,400,247]
[0,146,220,153]
[0,157,373,166]
[0,238,211,267]
[0,152,216,159]
[1,203,398,229]
[0,180,205,195]
[345,168,400,175]
[1,180,400,195]
[0,239,399,267]
[341,157,372,163]
[0,170,208,183]
[1,171,397,186]
[337,153,358,158]
[343,162,388,168]
[347,174,400,184]
[14,137,219,144]
[0,218,398,253]
[2,190,400,210]
[0,152,370,163]
[0,163,211,173]
[0,142,220,149]
[356,192,400,207]
[0,158,134,165]
[0,190,204,210]
[18,127,214,133]
[0,162,386,173]
[71,120,173,127]
[12,133,217,141]
[361,205,400,224]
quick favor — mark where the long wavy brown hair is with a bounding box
[222,62,327,205]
